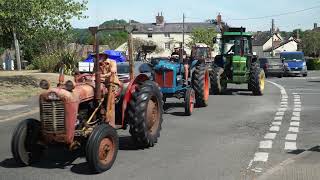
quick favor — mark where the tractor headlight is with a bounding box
[65,80,75,91]
[39,79,50,90]
[48,92,60,100]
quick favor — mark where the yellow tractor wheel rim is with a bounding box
[259,71,265,92]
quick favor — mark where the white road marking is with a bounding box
[285,142,297,150]
[281,102,288,105]
[291,116,300,121]
[281,99,288,102]
[294,104,301,108]
[285,134,297,141]
[270,126,280,132]
[253,152,269,162]
[274,116,283,121]
[276,112,285,116]
[259,141,273,149]
[288,127,299,133]
[264,133,277,140]
[272,121,282,126]
[251,167,263,173]
[294,102,301,105]
[293,108,301,112]
[292,92,298,95]
[281,104,288,108]
[0,104,28,111]
[290,122,300,127]
[293,99,300,102]
[278,108,287,112]
[247,159,254,170]
[293,112,300,117]
[282,95,288,98]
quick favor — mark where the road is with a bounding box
[0,72,320,180]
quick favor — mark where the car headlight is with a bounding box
[48,92,60,100]
[303,62,306,66]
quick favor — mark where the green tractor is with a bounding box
[210,27,265,96]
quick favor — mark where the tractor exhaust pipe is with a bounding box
[89,26,101,102]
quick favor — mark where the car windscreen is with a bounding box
[281,53,304,61]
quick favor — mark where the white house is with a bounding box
[116,13,220,57]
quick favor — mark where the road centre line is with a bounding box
[285,134,297,141]
[284,142,297,150]
[274,116,283,121]
[264,133,277,140]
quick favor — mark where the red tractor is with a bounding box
[11,26,163,173]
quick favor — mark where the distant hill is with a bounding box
[72,19,129,49]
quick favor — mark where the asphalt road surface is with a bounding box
[0,71,320,180]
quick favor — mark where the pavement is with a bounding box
[0,71,319,180]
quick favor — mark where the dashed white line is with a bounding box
[272,121,282,126]
[288,127,299,133]
[290,122,300,127]
[259,140,273,149]
[281,99,288,102]
[293,108,301,112]
[291,116,300,121]
[276,112,285,116]
[270,126,280,132]
[292,112,300,117]
[264,133,277,140]
[294,102,301,105]
[285,142,297,150]
[274,116,283,121]
[281,102,288,105]
[294,104,301,108]
[285,134,297,141]
[293,99,300,102]
[281,104,288,108]
[253,152,269,162]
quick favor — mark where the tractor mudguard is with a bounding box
[121,74,149,127]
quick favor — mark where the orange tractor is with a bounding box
[11,26,163,173]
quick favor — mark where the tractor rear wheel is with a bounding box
[86,123,118,173]
[11,118,43,166]
[128,80,163,148]
[249,66,265,96]
[210,67,226,95]
[184,88,195,116]
[192,64,209,107]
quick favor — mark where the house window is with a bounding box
[164,33,170,38]
[165,42,170,50]
[148,33,152,38]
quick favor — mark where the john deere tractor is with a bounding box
[210,27,265,96]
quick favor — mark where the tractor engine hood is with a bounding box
[154,60,182,71]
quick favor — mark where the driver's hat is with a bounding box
[173,44,180,49]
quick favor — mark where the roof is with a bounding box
[132,22,217,34]
[252,32,271,46]
[264,39,299,52]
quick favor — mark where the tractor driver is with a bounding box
[171,44,189,85]
[100,53,121,88]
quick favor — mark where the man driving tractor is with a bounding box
[171,44,189,85]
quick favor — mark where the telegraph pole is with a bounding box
[271,19,274,57]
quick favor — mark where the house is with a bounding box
[116,13,221,57]
[252,31,283,58]
[263,37,299,56]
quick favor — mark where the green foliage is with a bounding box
[302,30,320,57]
[307,59,320,70]
[188,28,217,48]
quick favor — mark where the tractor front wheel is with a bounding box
[86,124,119,173]
[128,80,163,148]
[11,119,43,166]
[192,64,210,107]
[249,67,265,96]
[184,88,195,116]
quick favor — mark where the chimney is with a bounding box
[156,12,164,26]
[216,13,222,25]
[314,23,318,29]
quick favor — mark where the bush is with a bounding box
[25,64,36,70]
[306,58,320,70]
[32,50,81,75]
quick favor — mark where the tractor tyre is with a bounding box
[11,118,43,166]
[210,67,226,95]
[192,64,210,107]
[184,88,195,116]
[86,123,118,173]
[249,66,265,96]
[128,80,163,148]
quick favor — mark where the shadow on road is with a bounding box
[287,145,320,155]
[164,102,188,117]
[0,136,141,175]
[215,88,254,96]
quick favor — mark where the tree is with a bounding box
[0,0,87,70]
[302,30,320,57]
[187,27,217,49]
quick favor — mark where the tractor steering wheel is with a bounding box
[75,73,93,83]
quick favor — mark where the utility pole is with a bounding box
[13,31,21,71]
[181,13,185,62]
[271,19,275,57]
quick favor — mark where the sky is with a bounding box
[71,0,320,31]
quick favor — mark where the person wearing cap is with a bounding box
[171,44,189,85]
[100,53,121,86]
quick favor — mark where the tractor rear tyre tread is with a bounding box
[86,123,119,173]
[128,80,163,148]
[210,67,223,95]
[192,64,209,107]
[249,66,265,96]
[11,118,43,166]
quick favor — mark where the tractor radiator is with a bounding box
[155,70,174,88]
[40,100,65,133]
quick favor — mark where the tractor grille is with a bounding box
[155,71,174,88]
[40,100,65,133]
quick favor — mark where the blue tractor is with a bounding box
[151,57,210,116]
